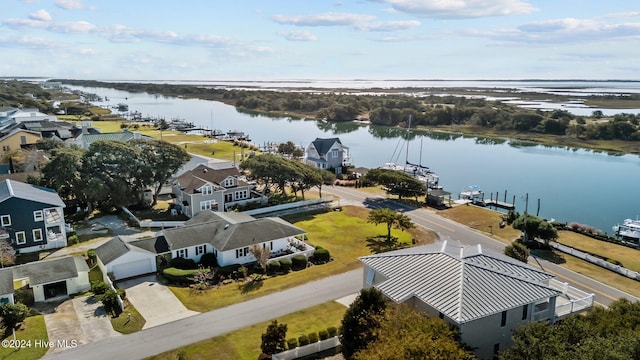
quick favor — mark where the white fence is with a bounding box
[550,241,640,281]
[244,197,334,217]
[271,337,340,360]
[102,271,125,312]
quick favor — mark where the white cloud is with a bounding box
[355,20,420,32]
[603,12,640,19]
[2,18,49,29]
[50,20,97,33]
[29,9,51,22]
[55,0,86,10]
[371,0,537,19]
[0,36,65,49]
[278,30,317,41]
[271,12,376,26]
[73,48,98,55]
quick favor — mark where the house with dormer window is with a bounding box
[305,137,350,174]
[0,179,68,253]
[172,164,267,217]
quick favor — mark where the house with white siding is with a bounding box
[360,241,594,360]
[305,137,350,174]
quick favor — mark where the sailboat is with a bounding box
[382,116,441,189]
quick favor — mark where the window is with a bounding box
[177,249,188,258]
[522,304,529,320]
[493,343,500,360]
[0,215,10,226]
[16,231,26,245]
[234,190,247,200]
[20,136,27,145]
[1,145,9,152]
[195,245,205,256]
[331,149,340,158]
[34,210,44,222]
[236,246,249,258]
[33,228,43,242]
[500,310,507,327]
[200,200,214,211]
[224,178,234,187]
[201,186,213,195]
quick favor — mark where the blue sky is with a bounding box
[1,0,639,81]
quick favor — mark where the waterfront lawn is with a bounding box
[0,315,49,360]
[170,206,436,312]
[438,204,521,244]
[145,301,346,360]
[555,230,640,273]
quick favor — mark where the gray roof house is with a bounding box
[94,236,159,281]
[0,255,89,303]
[305,137,350,174]
[360,241,594,360]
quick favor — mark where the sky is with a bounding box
[1,0,639,81]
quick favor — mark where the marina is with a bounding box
[613,219,640,245]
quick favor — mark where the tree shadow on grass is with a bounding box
[366,235,408,254]
[238,279,263,294]
[531,249,567,265]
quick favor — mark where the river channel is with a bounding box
[68,85,640,235]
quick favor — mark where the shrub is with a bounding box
[314,248,331,264]
[0,303,30,329]
[199,253,218,268]
[327,326,338,337]
[171,257,197,270]
[298,334,310,346]
[86,249,97,265]
[267,260,281,274]
[98,289,121,317]
[91,280,110,295]
[308,332,319,343]
[319,329,329,340]
[14,289,34,307]
[291,255,307,270]
[287,338,298,349]
[68,234,80,245]
[279,258,292,272]
[218,264,239,278]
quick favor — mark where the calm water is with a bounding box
[69,85,640,234]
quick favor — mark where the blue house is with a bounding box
[305,137,350,174]
[0,179,68,253]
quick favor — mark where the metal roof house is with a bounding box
[360,241,594,360]
[305,137,350,174]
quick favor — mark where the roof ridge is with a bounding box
[5,179,13,196]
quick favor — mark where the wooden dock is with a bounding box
[482,199,515,210]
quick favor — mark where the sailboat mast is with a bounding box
[405,115,412,168]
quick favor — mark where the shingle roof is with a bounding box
[0,179,65,207]
[360,241,561,324]
[175,165,242,194]
[311,137,343,156]
[0,268,14,295]
[95,236,131,265]
[12,256,88,286]
[128,236,170,254]
[163,210,306,251]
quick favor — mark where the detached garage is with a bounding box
[96,236,158,281]
[9,256,90,302]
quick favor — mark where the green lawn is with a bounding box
[555,230,640,273]
[110,301,146,334]
[438,204,521,244]
[0,315,49,360]
[89,265,103,283]
[170,206,436,312]
[145,301,346,360]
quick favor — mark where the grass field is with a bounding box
[170,206,436,312]
[146,301,346,360]
[555,230,640,273]
[0,316,49,360]
[438,204,521,244]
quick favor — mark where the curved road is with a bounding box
[44,186,637,359]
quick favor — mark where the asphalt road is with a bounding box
[43,185,637,359]
[324,185,639,306]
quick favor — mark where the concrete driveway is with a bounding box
[43,295,120,354]
[118,275,199,329]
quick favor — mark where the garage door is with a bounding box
[112,259,153,280]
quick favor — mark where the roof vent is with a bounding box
[203,168,208,173]
[224,223,229,229]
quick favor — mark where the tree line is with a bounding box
[53,79,640,143]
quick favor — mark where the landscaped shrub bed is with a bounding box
[162,267,209,283]
[291,255,308,270]
[313,247,331,264]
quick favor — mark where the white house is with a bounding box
[305,137,350,174]
[0,256,90,302]
[95,236,159,281]
[360,241,594,360]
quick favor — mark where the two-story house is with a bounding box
[305,137,350,174]
[0,179,68,253]
[172,164,266,217]
[360,241,594,360]
[0,128,42,159]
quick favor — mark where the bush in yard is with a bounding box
[260,320,288,355]
[0,303,30,330]
[68,234,80,245]
[267,260,281,274]
[163,267,207,283]
[298,334,310,346]
[308,332,319,343]
[279,258,292,272]
[314,248,331,264]
[91,280,109,295]
[291,255,308,270]
[98,289,121,317]
[87,249,97,265]
[171,257,197,270]
[319,329,329,340]
[327,326,338,337]
[199,253,218,268]
[287,337,298,349]
[14,288,34,307]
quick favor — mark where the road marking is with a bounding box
[410,212,456,232]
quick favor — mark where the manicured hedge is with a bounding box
[162,267,209,283]
[267,260,281,274]
[199,253,218,268]
[327,326,338,337]
[308,332,319,343]
[298,334,309,346]
[279,258,292,272]
[314,248,331,263]
[292,255,308,270]
[170,257,197,270]
[287,338,298,349]
[318,329,329,340]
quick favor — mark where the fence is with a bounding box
[244,196,334,217]
[101,270,125,312]
[271,337,340,360]
[550,241,640,281]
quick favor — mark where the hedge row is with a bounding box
[162,267,210,283]
[286,326,339,349]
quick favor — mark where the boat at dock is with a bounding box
[613,218,640,244]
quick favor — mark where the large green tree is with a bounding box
[362,168,426,200]
[340,288,388,360]
[129,139,190,205]
[39,146,85,204]
[512,214,558,245]
[260,320,288,355]
[353,304,473,360]
[504,241,530,263]
[367,207,414,244]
